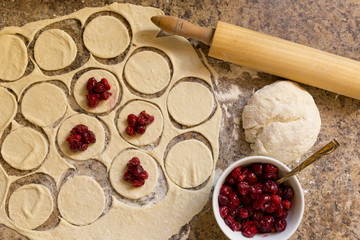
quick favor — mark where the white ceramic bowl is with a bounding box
[213,156,304,240]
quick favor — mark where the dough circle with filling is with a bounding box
[109,149,158,200]
[0,87,17,133]
[242,81,321,163]
[22,83,67,127]
[73,69,120,114]
[117,100,163,146]
[57,114,105,161]
[1,127,48,170]
[167,82,214,126]
[165,139,213,188]
[83,16,130,58]
[57,176,105,226]
[0,35,28,81]
[124,51,171,94]
[9,184,53,229]
[34,29,77,71]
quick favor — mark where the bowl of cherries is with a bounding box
[213,156,304,239]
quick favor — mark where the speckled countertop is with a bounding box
[0,1,359,239]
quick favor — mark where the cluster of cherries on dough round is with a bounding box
[125,111,154,136]
[218,163,294,238]
[66,124,96,152]
[86,77,112,108]
[123,157,149,187]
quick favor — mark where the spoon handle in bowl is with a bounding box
[276,139,340,185]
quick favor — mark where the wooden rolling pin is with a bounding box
[151,16,360,100]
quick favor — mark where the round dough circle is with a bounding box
[117,101,163,146]
[34,29,77,71]
[109,150,158,200]
[0,166,7,207]
[57,114,105,161]
[22,83,67,127]
[0,87,17,133]
[124,51,170,94]
[73,69,120,114]
[0,35,28,81]
[242,81,322,163]
[9,184,53,229]
[165,139,213,188]
[167,82,214,126]
[1,127,48,170]
[58,176,105,226]
[83,16,130,58]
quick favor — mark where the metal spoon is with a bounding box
[276,139,340,184]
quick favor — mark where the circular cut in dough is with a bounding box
[34,29,77,71]
[57,114,105,161]
[109,150,158,200]
[0,87,17,133]
[124,51,171,94]
[73,69,120,114]
[1,127,48,170]
[242,81,321,163]
[9,184,53,229]
[22,83,67,127]
[58,176,105,226]
[0,35,28,81]
[165,139,213,188]
[83,16,130,59]
[167,82,214,126]
[117,100,163,146]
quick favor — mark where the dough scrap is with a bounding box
[57,176,105,226]
[0,35,28,81]
[73,69,120,114]
[242,81,321,163]
[0,87,17,133]
[83,16,130,59]
[21,83,67,127]
[34,29,77,71]
[109,149,158,200]
[57,114,105,161]
[1,127,47,170]
[9,184,53,229]
[117,100,163,146]
[124,51,170,94]
[165,140,213,188]
[167,82,214,126]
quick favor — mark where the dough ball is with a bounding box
[165,139,213,188]
[242,81,321,163]
[58,176,105,225]
[21,83,68,127]
[1,127,48,170]
[109,150,158,200]
[9,184,53,229]
[0,86,17,133]
[83,16,130,58]
[117,100,163,146]
[124,51,170,94]
[0,35,28,81]
[73,69,120,114]
[34,29,77,71]
[167,82,214,126]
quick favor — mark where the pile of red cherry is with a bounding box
[66,124,96,152]
[218,163,294,238]
[86,77,112,108]
[125,110,154,136]
[123,157,149,187]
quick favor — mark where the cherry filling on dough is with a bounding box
[123,157,149,187]
[218,163,294,238]
[66,124,96,152]
[86,77,112,108]
[125,110,154,136]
